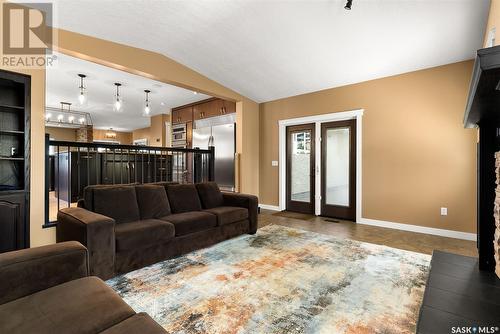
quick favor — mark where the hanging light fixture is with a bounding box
[344,0,353,10]
[142,89,151,117]
[105,128,117,139]
[45,102,92,128]
[113,83,123,112]
[77,74,87,105]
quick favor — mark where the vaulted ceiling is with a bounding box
[49,0,490,102]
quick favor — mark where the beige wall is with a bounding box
[259,61,477,234]
[484,0,500,47]
[46,127,76,141]
[93,129,132,144]
[132,114,165,146]
[236,99,260,196]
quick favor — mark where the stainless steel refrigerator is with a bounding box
[192,123,235,191]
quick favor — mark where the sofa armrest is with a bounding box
[57,207,116,280]
[222,192,259,234]
[0,241,88,305]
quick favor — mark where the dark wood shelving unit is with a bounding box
[0,69,30,253]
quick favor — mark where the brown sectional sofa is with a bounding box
[0,241,166,334]
[57,182,258,279]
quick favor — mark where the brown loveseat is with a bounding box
[56,182,258,279]
[0,241,166,334]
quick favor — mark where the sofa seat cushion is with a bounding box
[161,211,217,236]
[135,184,171,219]
[93,185,140,224]
[204,206,249,226]
[115,220,175,251]
[166,184,202,213]
[0,276,135,334]
[101,312,166,334]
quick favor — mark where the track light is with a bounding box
[344,0,353,10]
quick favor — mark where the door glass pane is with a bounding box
[291,130,311,202]
[326,127,349,206]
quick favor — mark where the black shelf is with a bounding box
[0,130,24,135]
[0,157,24,161]
[0,104,24,110]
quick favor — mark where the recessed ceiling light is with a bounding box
[193,91,198,95]
[160,102,165,106]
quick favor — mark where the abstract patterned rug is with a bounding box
[107,225,430,334]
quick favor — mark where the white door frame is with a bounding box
[278,109,364,222]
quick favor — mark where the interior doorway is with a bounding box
[286,124,315,214]
[320,120,356,221]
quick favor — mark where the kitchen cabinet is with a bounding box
[222,100,236,115]
[172,106,193,124]
[193,99,236,120]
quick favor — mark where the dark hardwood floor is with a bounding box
[258,210,477,257]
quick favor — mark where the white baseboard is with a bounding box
[259,204,281,211]
[359,218,477,241]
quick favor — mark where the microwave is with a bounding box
[172,123,187,142]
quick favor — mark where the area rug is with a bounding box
[107,225,431,334]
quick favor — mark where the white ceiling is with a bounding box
[46,53,211,131]
[47,0,490,103]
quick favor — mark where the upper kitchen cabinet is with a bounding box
[222,100,236,115]
[172,106,193,124]
[193,98,236,120]
[194,99,221,120]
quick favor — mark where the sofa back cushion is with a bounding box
[166,184,202,213]
[92,186,140,223]
[83,183,139,211]
[196,182,224,209]
[135,184,171,219]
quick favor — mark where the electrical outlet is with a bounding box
[271,160,278,167]
[440,207,448,216]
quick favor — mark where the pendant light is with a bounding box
[77,74,87,105]
[113,83,123,112]
[142,89,151,117]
